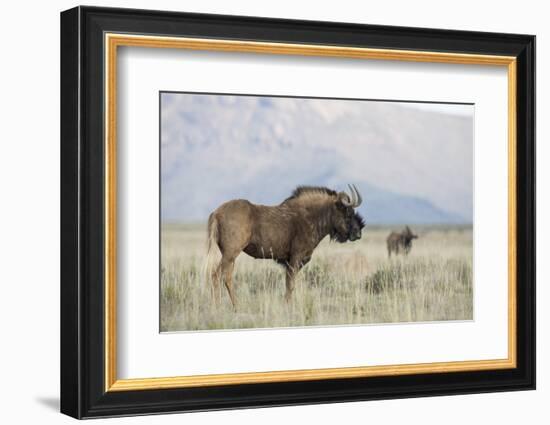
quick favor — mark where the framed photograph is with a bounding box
[60,6,535,419]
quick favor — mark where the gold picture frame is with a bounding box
[104,33,517,392]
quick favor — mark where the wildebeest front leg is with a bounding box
[284,256,310,302]
[284,266,297,303]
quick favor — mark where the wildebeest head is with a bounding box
[330,184,365,243]
[403,225,418,242]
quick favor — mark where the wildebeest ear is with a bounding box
[336,192,352,207]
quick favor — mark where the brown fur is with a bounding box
[206,186,364,307]
[386,225,418,257]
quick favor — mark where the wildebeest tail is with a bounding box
[203,213,221,284]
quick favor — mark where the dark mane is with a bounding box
[283,186,337,203]
[354,212,366,228]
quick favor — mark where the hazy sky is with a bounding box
[405,102,473,116]
[161,93,474,224]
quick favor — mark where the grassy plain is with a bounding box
[160,223,473,332]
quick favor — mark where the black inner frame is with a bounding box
[61,6,535,419]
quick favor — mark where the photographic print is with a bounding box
[160,92,474,332]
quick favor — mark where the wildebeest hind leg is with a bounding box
[211,263,222,305]
[220,257,237,309]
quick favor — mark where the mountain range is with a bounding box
[160,93,473,225]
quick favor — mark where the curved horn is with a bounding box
[352,184,363,207]
[346,185,356,207]
[347,184,360,208]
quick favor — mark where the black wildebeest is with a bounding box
[386,226,418,257]
[206,185,365,307]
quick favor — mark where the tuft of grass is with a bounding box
[160,224,473,332]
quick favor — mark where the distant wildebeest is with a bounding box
[386,226,418,257]
[206,185,365,307]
